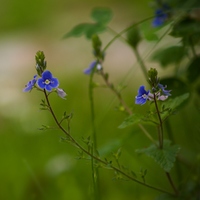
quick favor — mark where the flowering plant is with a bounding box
[23,0,200,199]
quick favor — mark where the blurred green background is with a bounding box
[0,0,200,199]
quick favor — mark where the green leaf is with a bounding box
[91,7,113,24]
[151,46,187,67]
[118,114,143,129]
[63,23,90,38]
[63,23,106,39]
[186,56,200,83]
[140,21,159,41]
[136,140,180,172]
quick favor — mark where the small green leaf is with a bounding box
[118,114,143,129]
[91,7,113,24]
[63,23,90,38]
[63,23,106,39]
[151,46,187,67]
[140,21,159,41]
[187,56,200,83]
[136,140,180,172]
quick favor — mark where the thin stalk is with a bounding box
[89,71,100,200]
[43,89,174,196]
[166,172,179,196]
[133,47,148,80]
[153,93,163,149]
[103,16,154,52]
[153,93,178,195]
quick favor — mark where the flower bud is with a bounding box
[35,51,47,76]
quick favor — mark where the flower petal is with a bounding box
[50,77,59,88]
[42,70,53,80]
[37,78,45,89]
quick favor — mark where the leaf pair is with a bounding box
[63,8,113,39]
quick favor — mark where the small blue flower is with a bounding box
[37,70,59,92]
[135,85,150,105]
[158,83,171,96]
[23,75,37,92]
[152,9,168,27]
[84,61,97,75]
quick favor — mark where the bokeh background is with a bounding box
[0,0,199,199]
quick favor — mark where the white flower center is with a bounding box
[45,79,50,85]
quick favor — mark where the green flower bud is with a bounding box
[147,68,159,88]
[35,51,47,76]
[126,26,141,49]
[92,34,103,59]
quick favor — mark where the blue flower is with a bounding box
[152,4,170,27]
[135,85,150,105]
[37,70,59,92]
[158,83,171,96]
[23,75,37,92]
[84,61,97,75]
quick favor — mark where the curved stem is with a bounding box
[43,89,173,196]
[103,16,154,52]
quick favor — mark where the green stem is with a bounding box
[103,16,154,52]
[153,93,163,149]
[89,71,100,200]
[166,172,179,196]
[153,93,178,195]
[133,47,148,80]
[43,89,173,196]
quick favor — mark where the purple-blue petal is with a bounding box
[50,77,59,88]
[23,75,37,92]
[135,96,147,105]
[84,61,97,75]
[37,78,45,89]
[137,85,149,96]
[42,70,53,80]
[45,84,52,92]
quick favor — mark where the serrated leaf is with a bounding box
[91,7,113,24]
[136,140,180,172]
[118,113,143,129]
[151,46,187,67]
[187,56,200,83]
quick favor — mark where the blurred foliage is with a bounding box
[1,0,200,200]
